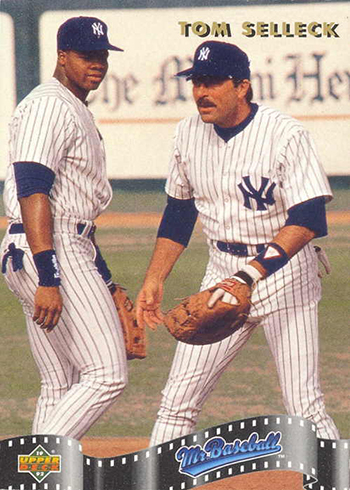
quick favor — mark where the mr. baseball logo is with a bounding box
[18,445,61,483]
[238,176,276,211]
[175,431,282,478]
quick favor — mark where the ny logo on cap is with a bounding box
[198,47,210,61]
[92,22,104,38]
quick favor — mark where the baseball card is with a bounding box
[0,1,349,489]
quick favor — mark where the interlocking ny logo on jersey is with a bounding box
[18,445,61,483]
[92,22,104,37]
[238,176,276,211]
[198,47,210,61]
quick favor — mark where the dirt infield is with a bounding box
[0,209,349,230]
[94,210,349,228]
[95,210,350,228]
[81,437,303,489]
[0,213,163,229]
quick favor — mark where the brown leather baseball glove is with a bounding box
[163,278,252,345]
[111,285,147,360]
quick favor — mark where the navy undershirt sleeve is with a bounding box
[214,103,259,142]
[157,196,198,247]
[14,162,55,198]
[285,196,328,237]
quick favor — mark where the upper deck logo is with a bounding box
[18,445,61,483]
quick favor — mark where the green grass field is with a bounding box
[0,190,349,440]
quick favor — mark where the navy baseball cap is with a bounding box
[176,41,250,80]
[57,16,123,52]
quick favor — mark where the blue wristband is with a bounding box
[33,249,61,287]
[254,243,289,277]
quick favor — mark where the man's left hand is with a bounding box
[33,286,63,332]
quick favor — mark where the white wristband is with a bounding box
[240,264,264,284]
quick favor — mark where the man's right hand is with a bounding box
[136,279,164,330]
[33,286,63,332]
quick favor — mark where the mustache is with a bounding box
[197,98,216,108]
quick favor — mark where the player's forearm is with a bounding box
[144,237,185,283]
[19,193,54,254]
[272,225,316,257]
[249,225,316,278]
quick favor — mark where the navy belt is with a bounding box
[217,241,266,257]
[9,222,95,238]
[76,223,96,238]
[9,223,25,234]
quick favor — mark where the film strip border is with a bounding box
[304,438,350,490]
[0,415,349,490]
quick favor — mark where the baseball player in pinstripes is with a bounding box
[136,41,340,445]
[0,17,128,439]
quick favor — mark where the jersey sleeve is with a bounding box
[9,96,75,173]
[281,128,333,210]
[165,121,194,200]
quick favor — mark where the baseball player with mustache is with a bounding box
[1,17,128,439]
[136,41,340,445]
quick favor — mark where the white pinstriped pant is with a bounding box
[150,242,340,445]
[1,220,127,440]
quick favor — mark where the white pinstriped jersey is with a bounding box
[165,105,332,245]
[4,77,112,223]
[1,77,127,440]
[151,103,340,446]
